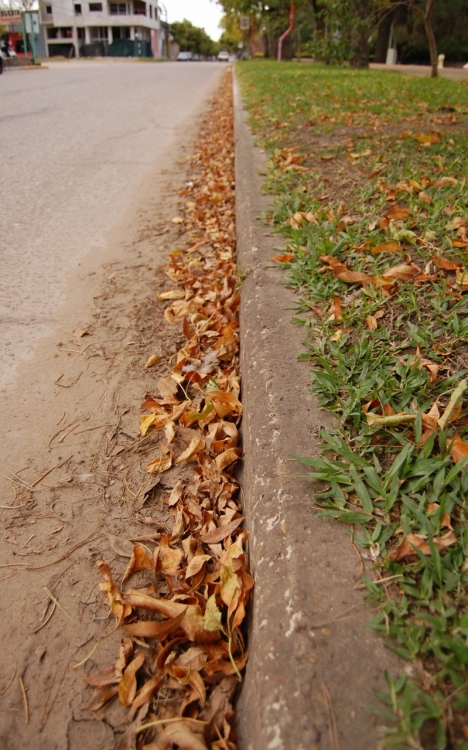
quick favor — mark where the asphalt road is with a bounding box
[0,60,223,392]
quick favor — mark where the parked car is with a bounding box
[217,50,230,62]
[177,51,193,61]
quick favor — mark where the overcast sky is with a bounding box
[162,0,224,41]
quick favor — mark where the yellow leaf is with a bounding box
[144,354,159,368]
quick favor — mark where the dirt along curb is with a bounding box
[233,74,401,750]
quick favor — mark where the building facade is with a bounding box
[38,0,162,58]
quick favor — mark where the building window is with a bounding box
[77,27,85,39]
[90,25,108,40]
[89,2,102,10]
[133,0,146,15]
[46,5,52,12]
[109,2,127,13]
[112,25,130,38]
[47,27,58,38]
[74,4,82,13]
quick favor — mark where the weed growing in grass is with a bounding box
[238,60,468,748]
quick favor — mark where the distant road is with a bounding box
[0,60,222,391]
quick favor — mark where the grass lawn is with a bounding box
[237,60,468,749]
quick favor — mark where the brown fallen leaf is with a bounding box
[389,531,457,561]
[146,455,172,474]
[199,517,244,544]
[158,722,209,750]
[382,263,421,282]
[156,376,179,399]
[432,256,461,271]
[131,676,163,710]
[97,561,132,624]
[122,610,187,641]
[366,310,385,330]
[122,544,153,583]
[124,592,220,643]
[386,207,412,221]
[176,437,205,465]
[450,434,468,464]
[157,537,185,576]
[329,296,342,321]
[452,239,468,248]
[371,242,401,255]
[271,253,294,263]
[215,447,241,472]
[426,503,452,530]
[118,651,144,707]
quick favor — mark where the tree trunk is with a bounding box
[311,0,325,40]
[424,0,438,77]
[375,8,394,63]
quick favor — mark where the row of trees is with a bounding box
[217,0,468,76]
[170,19,218,57]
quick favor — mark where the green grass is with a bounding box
[237,60,468,749]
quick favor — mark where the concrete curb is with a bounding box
[234,73,399,750]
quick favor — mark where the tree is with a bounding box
[170,19,216,56]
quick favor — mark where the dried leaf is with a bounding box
[389,531,457,561]
[145,354,160,368]
[158,722,208,750]
[122,610,187,641]
[382,264,421,282]
[271,253,294,263]
[200,517,244,544]
[176,437,205,465]
[156,376,179,399]
[158,537,185,576]
[107,534,134,558]
[157,289,185,300]
[433,256,460,271]
[97,560,132,624]
[450,434,468,464]
[386,207,412,221]
[366,411,417,427]
[371,242,401,255]
[146,455,172,474]
[122,544,153,583]
[215,448,241,472]
[132,676,163,710]
[438,380,467,430]
[204,595,225,633]
[118,651,144,707]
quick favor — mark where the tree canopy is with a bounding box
[170,19,216,56]
[218,0,466,74]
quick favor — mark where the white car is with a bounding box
[177,51,193,61]
[217,50,230,62]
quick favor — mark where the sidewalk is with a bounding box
[234,74,400,750]
[371,62,468,80]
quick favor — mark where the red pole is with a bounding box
[277,2,295,62]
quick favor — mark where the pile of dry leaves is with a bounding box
[86,70,252,750]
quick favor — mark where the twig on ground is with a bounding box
[43,587,73,621]
[19,676,29,724]
[32,602,57,634]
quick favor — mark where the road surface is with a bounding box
[0,60,225,750]
[0,60,223,393]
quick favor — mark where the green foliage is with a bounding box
[237,59,468,747]
[170,18,216,56]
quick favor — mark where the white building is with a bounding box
[38,0,163,58]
